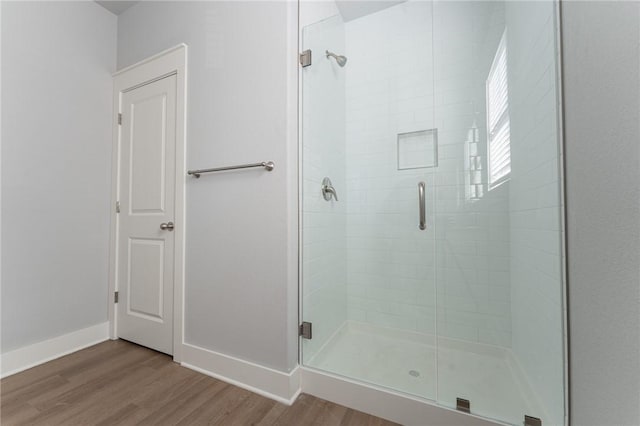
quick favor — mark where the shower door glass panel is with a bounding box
[432,1,566,425]
[300,2,566,425]
[300,5,439,401]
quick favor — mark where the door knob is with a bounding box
[160,222,174,231]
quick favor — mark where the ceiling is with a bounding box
[335,0,406,21]
[95,0,405,20]
[96,1,139,15]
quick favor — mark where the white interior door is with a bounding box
[117,74,177,355]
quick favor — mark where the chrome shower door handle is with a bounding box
[418,182,426,230]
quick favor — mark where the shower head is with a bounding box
[326,50,347,67]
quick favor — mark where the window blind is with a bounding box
[486,31,511,187]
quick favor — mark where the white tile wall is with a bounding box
[342,0,513,345]
[432,1,512,347]
[345,1,437,336]
[506,2,565,424]
[301,15,348,362]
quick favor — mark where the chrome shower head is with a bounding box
[326,50,347,67]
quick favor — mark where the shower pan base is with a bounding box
[303,322,549,426]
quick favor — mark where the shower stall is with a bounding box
[299,1,566,425]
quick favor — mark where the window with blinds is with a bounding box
[486,31,511,188]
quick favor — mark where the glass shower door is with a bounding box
[300,14,349,376]
[432,1,566,424]
[300,5,439,402]
[299,2,566,425]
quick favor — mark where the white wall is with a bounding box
[1,1,116,352]
[117,1,298,372]
[300,13,348,362]
[562,2,640,425]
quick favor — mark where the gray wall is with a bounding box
[562,2,640,425]
[1,1,116,352]
[117,1,299,372]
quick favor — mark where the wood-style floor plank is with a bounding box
[254,401,289,426]
[1,340,122,394]
[0,340,399,426]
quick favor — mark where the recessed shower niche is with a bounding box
[397,129,438,170]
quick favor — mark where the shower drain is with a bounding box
[408,370,420,377]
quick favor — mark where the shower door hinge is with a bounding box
[299,322,312,339]
[115,201,120,213]
[456,398,470,413]
[114,291,119,303]
[118,113,122,125]
[300,50,312,67]
[524,415,542,426]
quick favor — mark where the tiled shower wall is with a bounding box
[301,15,348,362]
[432,1,511,346]
[344,1,437,336]
[344,1,513,346]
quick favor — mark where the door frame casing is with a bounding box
[108,44,187,362]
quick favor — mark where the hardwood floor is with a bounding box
[1,340,399,426]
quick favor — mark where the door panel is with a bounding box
[129,94,167,213]
[118,74,177,355]
[128,238,165,320]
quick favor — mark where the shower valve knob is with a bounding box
[321,177,339,201]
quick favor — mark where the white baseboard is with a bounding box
[301,367,502,426]
[1,322,110,378]
[181,343,301,405]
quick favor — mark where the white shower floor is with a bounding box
[306,322,550,426]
